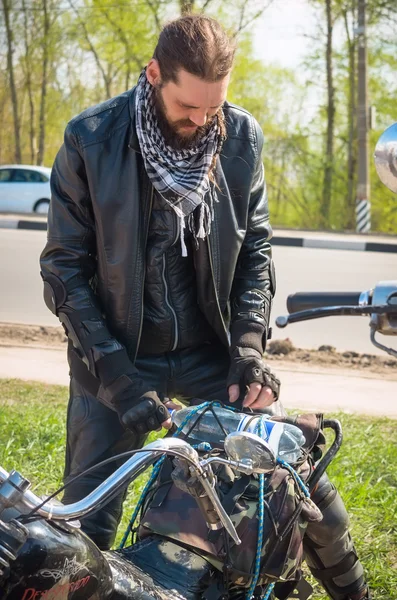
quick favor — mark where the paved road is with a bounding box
[2,345,396,417]
[1,229,396,355]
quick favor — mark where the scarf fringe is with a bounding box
[135,69,223,255]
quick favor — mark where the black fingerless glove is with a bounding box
[227,347,281,401]
[230,315,267,356]
[117,390,170,435]
[94,349,170,434]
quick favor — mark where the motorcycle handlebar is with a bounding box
[287,291,362,314]
[0,437,242,545]
[1,439,199,521]
[277,280,397,357]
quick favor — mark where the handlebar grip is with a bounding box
[287,292,362,314]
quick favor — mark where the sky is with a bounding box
[251,0,325,119]
[252,0,319,69]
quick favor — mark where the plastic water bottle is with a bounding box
[170,406,306,464]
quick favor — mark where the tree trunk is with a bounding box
[320,0,335,228]
[37,0,49,166]
[2,0,22,163]
[0,94,6,163]
[345,4,357,230]
[67,0,112,98]
[22,0,37,164]
[180,0,195,14]
[274,149,286,221]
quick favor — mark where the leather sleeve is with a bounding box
[40,123,134,379]
[229,120,275,355]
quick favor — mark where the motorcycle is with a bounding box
[0,406,341,600]
[1,124,396,600]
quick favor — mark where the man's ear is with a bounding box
[146,59,162,87]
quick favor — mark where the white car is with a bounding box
[0,164,52,214]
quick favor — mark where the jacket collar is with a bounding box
[128,86,141,152]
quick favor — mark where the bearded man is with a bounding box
[40,15,369,600]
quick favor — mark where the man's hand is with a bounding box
[96,366,174,434]
[227,351,280,410]
[229,382,275,409]
[118,391,172,435]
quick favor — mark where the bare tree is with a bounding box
[320,0,335,226]
[2,0,22,163]
[0,76,9,163]
[67,0,113,97]
[99,7,145,74]
[145,0,163,30]
[233,0,275,36]
[180,0,195,13]
[344,2,357,229]
[37,0,50,165]
[21,0,37,163]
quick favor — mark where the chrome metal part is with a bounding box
[225,432,277,474]
[370,328,397,359]
[200,456,255,476]
[0,471,31,514]
[197,468,241,545]
[0,437,242,546]
[358,289,371,307]
[374,122,397,194]
[7,439,199,520]
[370,281,397,336]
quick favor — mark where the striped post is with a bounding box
[356,198,371,233]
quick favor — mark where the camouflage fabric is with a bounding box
[139,413,324,589]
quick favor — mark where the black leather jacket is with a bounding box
[40,87,275,388]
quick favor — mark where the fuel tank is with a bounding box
[1,518,113,600]
[106,536,212,600]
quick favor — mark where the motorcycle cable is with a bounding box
[16,446,203,524]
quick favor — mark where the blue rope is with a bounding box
[244,413,310,599]
[119,401,229,549]
[118,454,166,549]
[245,416,275,600]
[261,583,276,600]
[277,458,310,498]
[120,405,305,600]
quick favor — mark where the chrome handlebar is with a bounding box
[0,437,243,545]
[276,280,397,359]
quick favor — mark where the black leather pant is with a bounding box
[63,342,366,599]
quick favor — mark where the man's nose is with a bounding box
[189,110,208,127]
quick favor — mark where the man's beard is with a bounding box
[153,86,216,151]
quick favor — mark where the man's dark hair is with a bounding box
[153,14,236,83]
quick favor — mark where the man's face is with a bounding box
[146,60,230,150]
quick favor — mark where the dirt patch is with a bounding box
[0,322,396,377]
[265,337,397,376]
[0,322,67,348]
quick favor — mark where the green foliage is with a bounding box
[1,0,396,230]
[0,379,67,492]
[309,414,397,599]
[1,378,396,598]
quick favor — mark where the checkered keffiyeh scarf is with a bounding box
[135,70,224,255]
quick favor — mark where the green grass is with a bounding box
[0,379,396,599]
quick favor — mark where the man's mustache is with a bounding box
[175,119,198,128]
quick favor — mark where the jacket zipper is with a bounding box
[206,235,230,346]
[133,186,154,361]
[162,254,179,351]
[163,210,180,351]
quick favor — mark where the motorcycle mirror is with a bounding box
[374,122,397,194]
[224,431,276,474]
